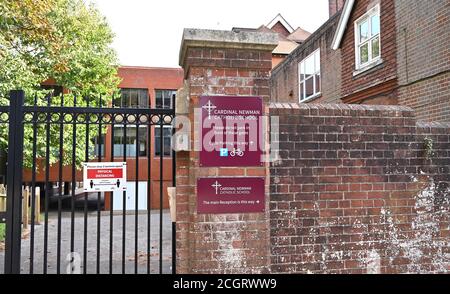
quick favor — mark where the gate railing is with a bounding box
[2,90,176,274]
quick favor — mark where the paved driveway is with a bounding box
[0,210,173,274]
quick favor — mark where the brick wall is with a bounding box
[340,0,398,104]
[177,30,277,273]
[395,0,450,122]
[185,48,272,102]
[271,22,291,38]
[329,0,345,17]
[398,72,450,123]
[270,103,450,274]
[270,13,342,104]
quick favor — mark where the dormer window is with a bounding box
[354,5,381,70]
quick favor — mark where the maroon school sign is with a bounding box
[200,96,263,167]
[197,178,265,214]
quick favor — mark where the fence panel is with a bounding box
[1,90,176,274]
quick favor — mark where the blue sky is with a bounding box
[91,0,329,68]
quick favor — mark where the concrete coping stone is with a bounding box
[179,28,278,67]
[269,102,415,113]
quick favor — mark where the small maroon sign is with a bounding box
[200,96,263,167]
[197,177,265,214]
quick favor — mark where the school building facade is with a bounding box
[19,66,184,210]
[270,0,450,123]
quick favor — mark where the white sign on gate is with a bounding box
[83,162,127,192]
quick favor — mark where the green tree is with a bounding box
[0,0,120,169]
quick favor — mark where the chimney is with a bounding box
[329,0,345,17]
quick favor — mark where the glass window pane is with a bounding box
[371,14,380,36]
[127,128,137,156]
[300,82,305,100]
[156,144,161,156]
[164,91,171,108]
[113,127,124,156]
[120,90,129,107]
[315,50,321,72]
[163,127,170,137]
[360,43,369,64]
[162,91,166,108]
[138,127,148,156]
[155,127,161,156]
[372,37,380,58]
[130,90,138,108]
[300,62,306,81]
[305,77,314,98]
[164,138,171,156]
[164,128,172,156]
[315,73,321,94]
[299,62,305,81]
[163,98,171,109]
[359,20,369,42]
[304,55,315,77]
[155,90,176,109]
[119,89,148,108]
[113,127,123,144]
[155,90,163,108]
[139,90,149,107]
[155,127,172,157]
[170,92,176,108]
[155,138,161,156]
[123,94,129,107]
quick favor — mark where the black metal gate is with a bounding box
[0,90,176,274]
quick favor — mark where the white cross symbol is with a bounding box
[212,181,222,195]
[202,100,216,119]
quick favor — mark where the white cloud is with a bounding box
[90,0,329,67]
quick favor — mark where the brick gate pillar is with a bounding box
[175,29,278,273]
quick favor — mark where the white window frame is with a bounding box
[298,48,321,102]
[354,4,381,70]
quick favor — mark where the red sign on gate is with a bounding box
[200,96,263,167]
[83,162,127,192]
[87,168,123,179]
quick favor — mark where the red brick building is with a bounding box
[333,0,398,105]
[233,14,311,68]
[270,12,342,104]
[23,67,183,210]
[394,0,450,122]
[271,0,450,122]
[106,66,183,209]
